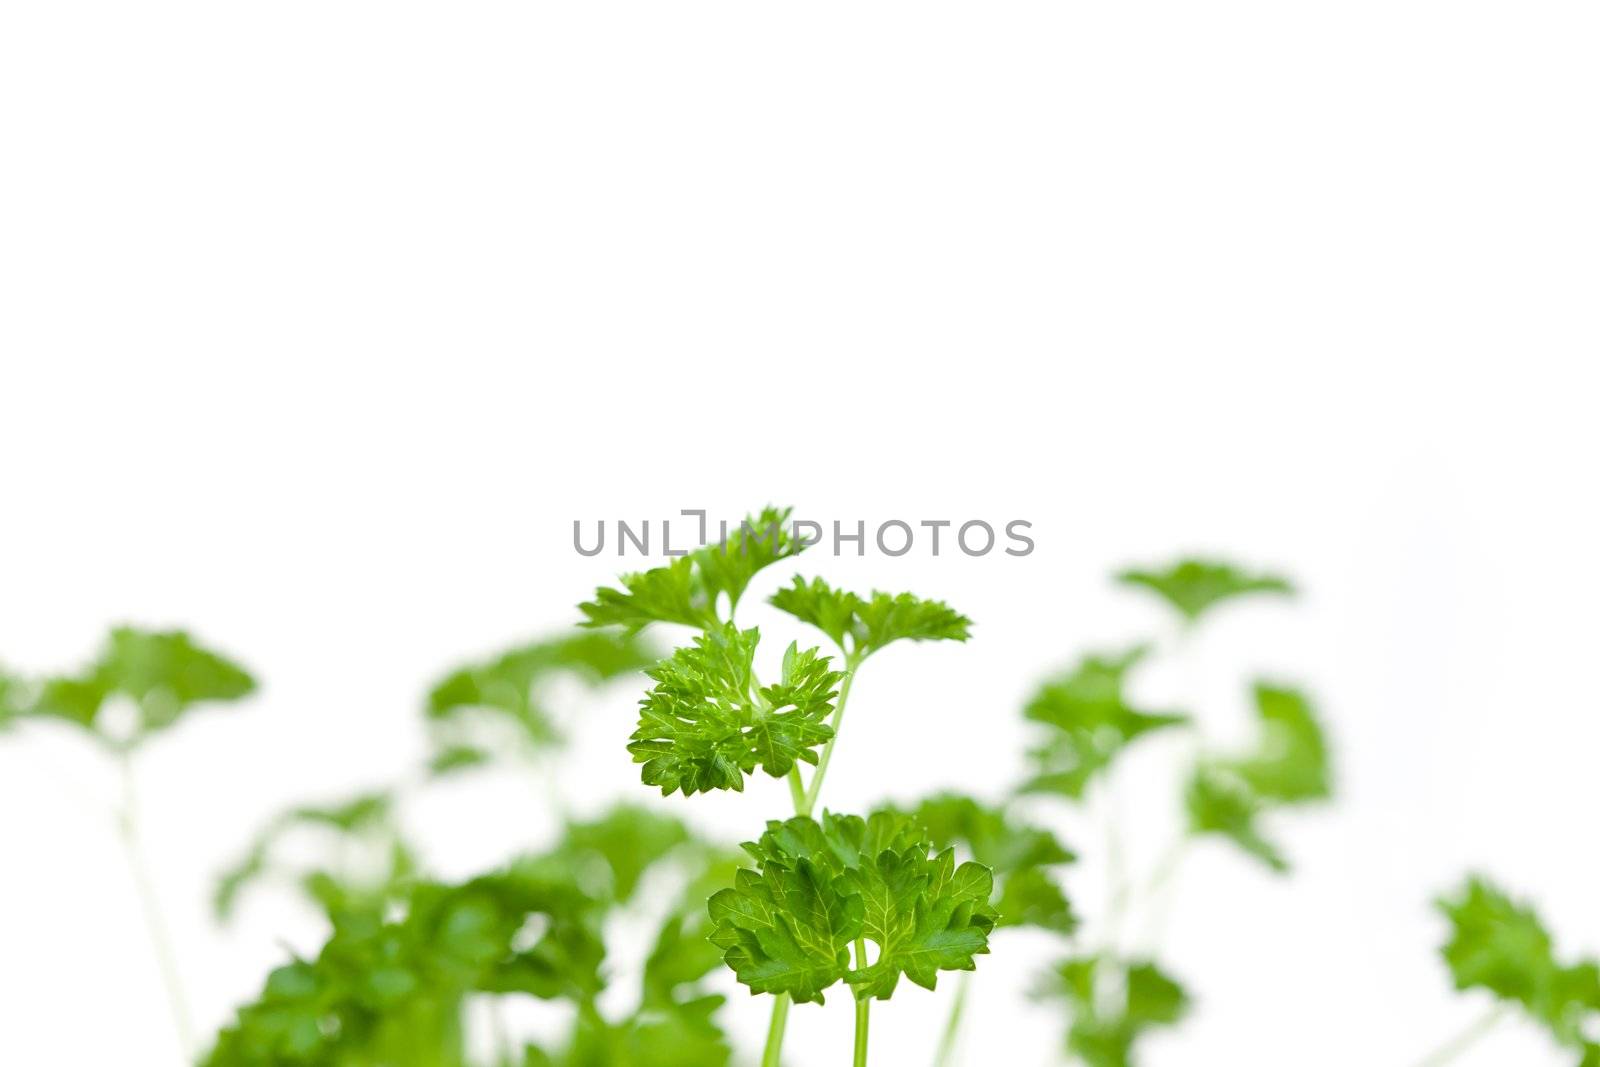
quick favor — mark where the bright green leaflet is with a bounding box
[579,506,805,632]
[1021,646,1187,799]
[628,625,841,796]
[1116,558,1293,624]
[769,576,972,660]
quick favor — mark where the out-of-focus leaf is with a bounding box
[426,631,657,756]
[213,790,408,922]
[1116,558,1293,624]
[908,792,1077,933]
[25,627,255,743]
[1033,955,1189,1067]
[205,866,604,1067]
[1021,647,1186,800]
[1185,682,1332,871]
[1226,683,1332,804]
[1185,763,1288,873]
[550,805,692,904]
[628,625,839,796]
[769,576,972,659]
[1437,877,1600,1049]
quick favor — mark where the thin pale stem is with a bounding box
[931,971,970,1067]
[762,993,792,1067]
[1412,1004,1509,1067]
[115,752,195,1059]
[799,653,861,817]
[853,939,872,1067]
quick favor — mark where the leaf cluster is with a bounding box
[207,805,736,1067]
[1437,877,1600,1063]
[629,625,841,796]
[707,811,998,1004]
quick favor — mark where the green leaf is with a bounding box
[579,507,806,632]
[25,628,255,742]
[1116,558,1293,624]
[0,667,24,731]
[1021,647,1186,800]
[628,625,839,796]
[553,805,693,904]
[769,576,972,659]
[213,790,408,922]
[1185,763,1288,873]
[1183,682,1331,872]
[1034,955,1190,1067]
[707,812,997,1005]
[1437,877,1600,1047]
[1227,682,1332,804]
[908,792,1077,933]
[691,506,806,616]
[427,630,656,753]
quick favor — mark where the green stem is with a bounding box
[1412,1004,1509,1067]
[115,752,194,1060]
[764,652,864,1065]
[799,654,861,817]
[853,939,872,1067]
[931,971,970,1067]
[788,766,807,812]
[762,993,792,1067]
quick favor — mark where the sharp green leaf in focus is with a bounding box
[1021,647,1186,800]
[769,576,971,659]
[707,812,997,1005]
[628,625,840,796]
[1116,558,1293,624]
[579,507,804,632]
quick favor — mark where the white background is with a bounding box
[2,3,1597,1065]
